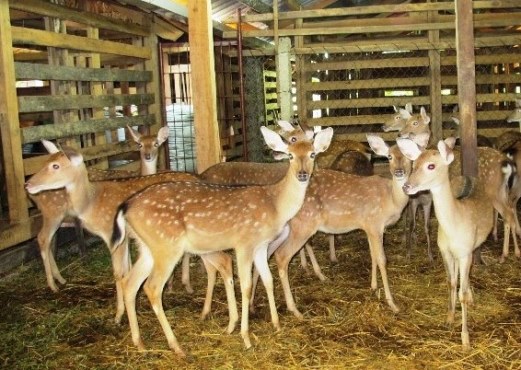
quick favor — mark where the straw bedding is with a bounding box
[0,218,520,369]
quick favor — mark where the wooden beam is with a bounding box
[9,0,150,37]
[428,4,442,144]
[0,0,28,223]
[15,62,152,82]
[189,0,221,173]
[456,0,478,177]
[11,27,151,59]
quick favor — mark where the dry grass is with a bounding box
[0,219,520,369]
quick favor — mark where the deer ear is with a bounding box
[62,146,84,167]
[313,127,333,154]
[276,120,295,132]
[437,140,455,165]
[127,125,141,142]
[393,105,399,113]
[399,108,412,119]
[414,132,431,149]
[397,138,422,161]
[405,102,413,113]
[367,134,389,157]
[41,139,60,154]
[261,126,289,154]
[444,136,457,149]
[420,107,431,125]
[156,127,169,145]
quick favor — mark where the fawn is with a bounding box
[398,137,514,350]
[110,126,333,355]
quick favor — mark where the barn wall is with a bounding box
[0,0,176,251]
[225,1,521,143]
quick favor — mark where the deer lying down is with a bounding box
[110,126,333,355]
[28,126,169,293]
[398,137,514,350]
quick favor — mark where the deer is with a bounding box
[247,134,411,319]
[28,126,171,293]
[398,137,514,350]
[506,98,521,130]
[382,103,413,132]
[24,141,207,326]
[109,126,333,355]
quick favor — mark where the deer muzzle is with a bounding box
[297,170,309,182]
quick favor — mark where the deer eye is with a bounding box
[52,164,60,170]
[413,121,419,126]
[154,142,159,147]
[290,137,297,143]
[310,152,316,159]
[138,143,143,148]
[288,153,294,160]
[387,155,393,160]
[427,163,435,170]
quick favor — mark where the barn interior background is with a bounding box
[0,0,520,368]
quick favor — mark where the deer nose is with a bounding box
[394,169,405,178]
[297,170,309,182]
[145,153,151,160]
[402,183,412,194]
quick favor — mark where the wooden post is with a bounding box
[188,0,221,173]
[455,0,478,177]
[277,37,293,121]
[428,5,442,144]
[0,0,28,223]
[295,18,307,126]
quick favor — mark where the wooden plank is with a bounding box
[0,216,42,252]
[15,62,152,82]
[10,0,150,37]
[23,140,136,176]
[18,93,155,113]
[304,57,430,72]
[11,27,151,59]
[308,96,430,110]
[240,0,519,23]
[0,0,29,224]
[428,8,442,144]
[189,0,221,173]
[305,77,431,91]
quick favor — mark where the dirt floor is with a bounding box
[0,218,520,369]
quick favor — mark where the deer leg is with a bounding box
[181,253,194,293]
[253,244,280,331]
[199,252,238,334]
[73,218,86,256]
[493,209,499,242]
[305,243,327,281]
[37,215,66,292]
[299,248,308,271]
[121,241,154,351]
[422,200,433,263]
[439,245,457,325]
[142,247,185,356]
[235,248,255,349]
[367,231,399,313]
[458,255,473,351]
[274,226,315,320]
[112,238,131,324]
[328,234,338,263]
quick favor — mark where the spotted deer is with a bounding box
[398,137,514,350]
[249,134,411,319]
[28,127,170,293]
[506,98,521,130]
[110,126,333,355]
[382,103,413,132]
[24,141,200,324]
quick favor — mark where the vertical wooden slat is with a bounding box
[455,0,478,177]
[189,0,221,173]
[277,37,293,121]
[295,18,307,126]
[428,5,442,144]
[0,0,28,223]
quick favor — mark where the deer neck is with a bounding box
[65,165,97,215]
[429,171,458,232]
[391,175,409,210]
[268,166,310,225]
[140,158,157,176]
